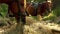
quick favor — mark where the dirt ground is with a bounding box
[0,16,60,34]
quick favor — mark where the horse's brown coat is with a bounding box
[0,0,26,23]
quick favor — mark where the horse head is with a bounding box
[36,0,52,17]
[46,0,52,13]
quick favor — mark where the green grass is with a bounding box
[53,7,60,17]
[0,4,8,17]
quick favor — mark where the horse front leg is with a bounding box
[15,15,20,24]
[20,15,26,25]
[37,15,43,21]
[37,12,43,21]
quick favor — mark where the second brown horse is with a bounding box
[26,0,52,16]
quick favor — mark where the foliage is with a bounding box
[0,3,8,17]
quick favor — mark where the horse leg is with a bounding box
[37,12,44,21]
[25,11,29,16]
[21,15,26,25]
[14,15,20,24]
[20,11,26,24]
[37,15,43,21]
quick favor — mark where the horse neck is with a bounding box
[26,2,31,8]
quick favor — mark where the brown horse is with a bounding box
[0,0,26,24]
[37,0,52,16]
[26,0,52,20]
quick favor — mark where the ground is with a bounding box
[0,16,60,34]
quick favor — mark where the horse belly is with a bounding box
[10,2,19,14]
